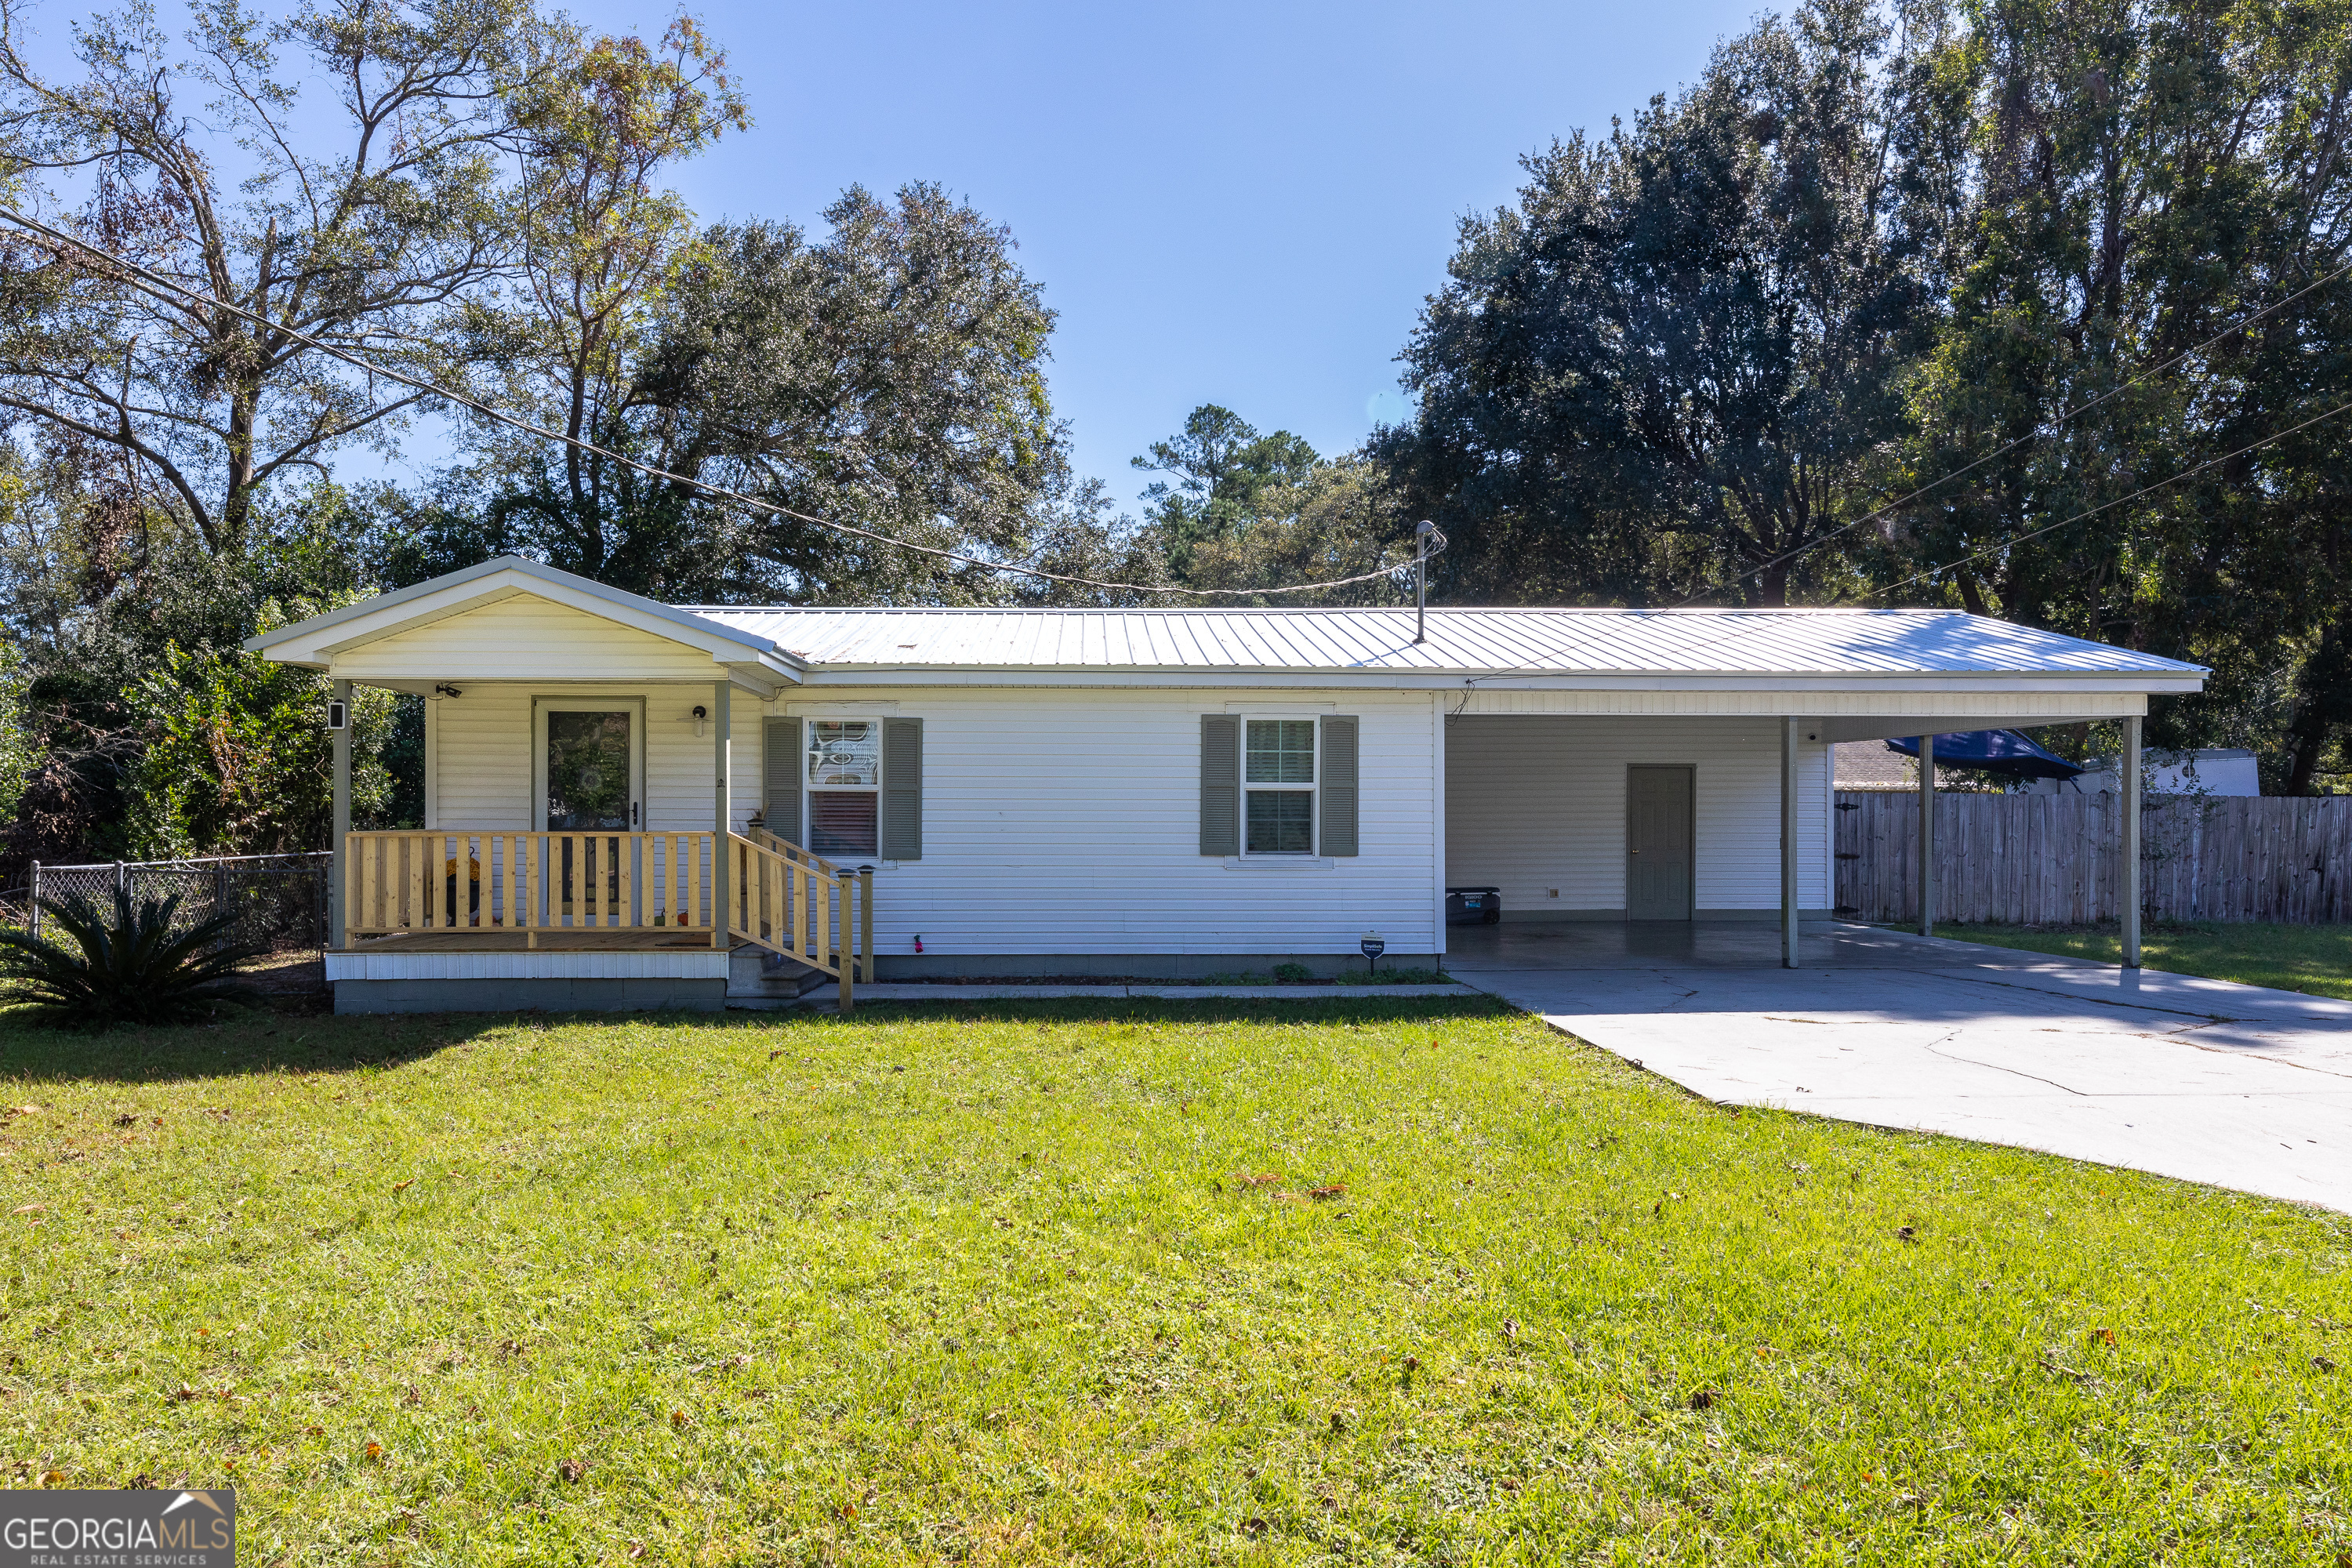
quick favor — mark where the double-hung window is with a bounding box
[805,720,880,856]
[1243,719,1316,855]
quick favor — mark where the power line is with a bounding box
[1444,394,2352,708]
[0,205,1442,602]
[1671,256,2352,607]
[1863,394,2352,601]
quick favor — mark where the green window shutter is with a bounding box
[1321,716,1359,857]
[1200,716,1240,855]
[881,717,923,861]
[764,717,800,844]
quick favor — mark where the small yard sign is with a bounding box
[1359,931,1385,973]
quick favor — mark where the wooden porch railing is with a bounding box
[341,829,873,1009]
[726,832,871,1011]
[345,831,724,944]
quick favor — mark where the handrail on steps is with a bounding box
[727,832,872,1012]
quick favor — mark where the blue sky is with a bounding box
[564,0,1765,503]
[15,0,1766,506]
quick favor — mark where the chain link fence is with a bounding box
[8,852,330,956]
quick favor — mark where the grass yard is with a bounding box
[1,997,2347,1566]
[1935,920,2352,1000]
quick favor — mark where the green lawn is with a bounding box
[2,998,2347,1565]
[1935,920,2352,1000]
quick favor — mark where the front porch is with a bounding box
[327,827,873,1011]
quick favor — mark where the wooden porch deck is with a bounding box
[337,930,754,955]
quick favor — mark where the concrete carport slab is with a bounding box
[1447,923,2352,1213]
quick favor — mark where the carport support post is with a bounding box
[329,677,350,950]
[712,680,731,949]
[1780,717,1799,968]
[2122,715,2142,968]
[1917,733,1935,938]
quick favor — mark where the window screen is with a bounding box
[1246,791,1313,854]
[806,720,880,855]
[1243,718,1316,854]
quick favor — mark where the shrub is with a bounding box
[1272,962,1315,982]
[0,890,261,1029]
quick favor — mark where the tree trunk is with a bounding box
[221,378,260,550]
[2285,622,2352,795]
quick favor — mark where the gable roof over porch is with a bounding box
[245,557,807,693]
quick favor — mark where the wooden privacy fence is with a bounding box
[1835,791,2352,924]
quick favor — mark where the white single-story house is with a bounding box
[247,557,2206,1012]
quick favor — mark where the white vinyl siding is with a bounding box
[429,682,760,835]
[339,597,724,683]
[1444,716,1831,914]
[782,688,1441,956]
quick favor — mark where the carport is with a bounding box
[1436,608,2202,971]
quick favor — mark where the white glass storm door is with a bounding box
[532,698,646,924]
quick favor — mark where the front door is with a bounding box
[544,710,636,830]
[1626,764,1693,920]
[534,700,645,923]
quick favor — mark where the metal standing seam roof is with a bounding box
[677,605,2208,679]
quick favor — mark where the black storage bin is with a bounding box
[1446,886,1502,925]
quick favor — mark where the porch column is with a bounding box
[1780,717,1799,968]
[712,679,731,949]
[1917,733,1936,938]
[329,678,350,950]
[2122,714,2142,968]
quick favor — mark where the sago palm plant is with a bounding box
[0,889,260,1028]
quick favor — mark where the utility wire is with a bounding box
[1862,394,2352,601]
[1671,256,2352,607]
[0,205,1441,602]
[1445,395,2352,709]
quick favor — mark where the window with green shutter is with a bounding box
[1203,715,1360,857]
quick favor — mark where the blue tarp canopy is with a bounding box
[1884,729,2083,780]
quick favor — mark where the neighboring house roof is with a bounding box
[1835,742,1916,789]
[688,604,2205,682]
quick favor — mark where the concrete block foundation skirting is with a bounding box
[869,953,1443,980]
[1496,908,1836,924]
[332,978,728,1014]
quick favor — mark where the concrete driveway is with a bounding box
[1447,922,2352,1213]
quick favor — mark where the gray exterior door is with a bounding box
[1626,765,1694,920]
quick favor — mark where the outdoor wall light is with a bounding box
[433,683,463,699]
[692,704,708,738]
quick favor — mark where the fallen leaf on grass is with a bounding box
[11,1204,42,1217]
[38,1470,67,1487]
[391,1179,414,1192]
[2314,1355,2337,1373]
[2092,1327,2118,1347]
[112,1114,136,1127]
[669,1409,690,1428]
[1232,1172,1279,1189]
[364,1442,383,1461]
[557,1459,586,1483]
[1895,1225,1918,1243]
[1501,1319,1519,1343]
[1689,1388,1716,1410]
[1308,1184,1347,1201]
